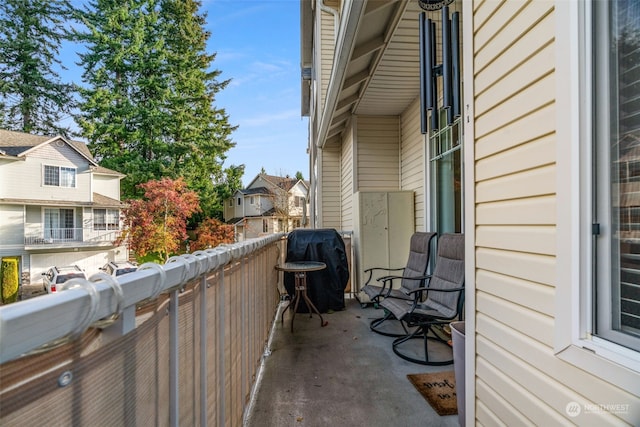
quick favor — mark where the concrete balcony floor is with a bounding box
[245,297,460,427]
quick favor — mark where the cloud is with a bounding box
[240,109,300,127]
[215,50,247,63]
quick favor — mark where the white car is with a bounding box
[42,265,87,294]
[100,261,138,277]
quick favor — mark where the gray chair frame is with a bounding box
[361,232,436,337]
[381,233,464,365]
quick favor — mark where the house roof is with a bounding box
[246,173,310,193]
[302,2,459,148]
[240,186,272,196]
[93,165,125,177]
[0,129,124,176]
[0,192,126,208]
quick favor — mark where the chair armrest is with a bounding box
[363,267,405,286]
[363,267,405,274]
[408,285,464,295]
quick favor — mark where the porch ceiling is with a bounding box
[325,0,460,145]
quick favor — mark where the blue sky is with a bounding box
[204,0,309,185]
[63,0,308,187]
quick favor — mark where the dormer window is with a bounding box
[44,165,76,188]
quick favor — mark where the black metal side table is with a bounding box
[275,261,328,332]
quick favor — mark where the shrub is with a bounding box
[1,258,19,304]
[191,218,235,251]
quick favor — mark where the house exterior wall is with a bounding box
[340,121,354,231]
[304,0,640,424]
[0,205,24,245]
[223,197,235,222]
[400,97,426,231]
[288,182,308,218]
[222,175,309,239]
[319,145,341,229]
[244,195,268,217]
[240,217,264,240]
[319,1,338,113]
[356,116,400,191]
[234,195,245,219]
[0,133,126,285]
[1,144,92,202]
[92,174,120,200]
[469,1,639,424]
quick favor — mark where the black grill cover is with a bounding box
[284,229,349,313]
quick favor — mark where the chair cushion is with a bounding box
[380,297,414,321]
[401,232,436,292]
[424,234,465,318]
[362,284,383,299]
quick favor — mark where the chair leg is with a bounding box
[392,324,453,366]
[369,311,411,337]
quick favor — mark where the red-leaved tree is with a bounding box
[191,218,235,251]
[118,177,200,261]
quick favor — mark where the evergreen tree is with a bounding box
[76,0,168,195]
[160,0,236,221]
[0,0,76,135]
[76,0,237,216]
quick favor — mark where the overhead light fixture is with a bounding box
[418,0,454,11]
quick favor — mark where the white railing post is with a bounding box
[200,272,208,427]
[169,288,179,427]
[217,267,226,426]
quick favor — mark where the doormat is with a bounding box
[407,370,457,416]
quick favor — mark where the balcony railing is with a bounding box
[0,234,284,426]
[24,228,122,246]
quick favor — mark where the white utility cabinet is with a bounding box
[353,190,414,305]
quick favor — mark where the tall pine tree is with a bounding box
[0,0,76,135]
[76,0,237,220]
[160,0,236,222]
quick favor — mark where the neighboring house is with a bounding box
[223,173,309,241]
[302,0,639,425]
[0,129,128,286]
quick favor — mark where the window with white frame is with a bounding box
[262,219,268,233]
[593,0,640,352]
[44,165,76,187]
[94,208,119,230]
[44,208,75,239]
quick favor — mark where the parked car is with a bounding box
[42,265,87,294]
[100,261,138,277]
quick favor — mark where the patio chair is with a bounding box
[361,231,436,337]
[381,233,464,365]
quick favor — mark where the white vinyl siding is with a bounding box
[400,97,426,231]
[341,123,354,230]
[319,2,337,113]
[1,148,91,202]
[92,174,121,200]
[472,0,639,424]
[319,145,341,229]
[0,205,24,245]
[356,116,400,191]
[472,0,562,424]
